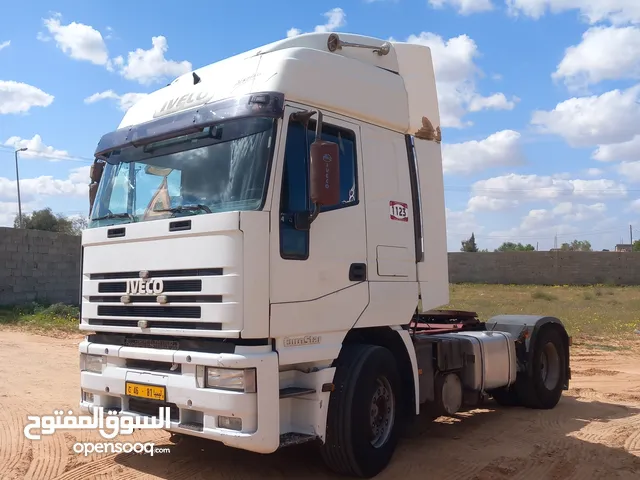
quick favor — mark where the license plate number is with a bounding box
[125,382,166,401]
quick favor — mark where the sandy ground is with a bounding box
[1,331,639,480]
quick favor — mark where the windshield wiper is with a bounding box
[154,204,212,215]
[92,212,135,222]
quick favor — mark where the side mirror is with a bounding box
[310,140,340,207]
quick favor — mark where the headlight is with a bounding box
[81,354,104,373]
[205,367,256,393]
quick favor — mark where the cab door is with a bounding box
[269,104,369,339]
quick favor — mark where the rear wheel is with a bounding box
[320,344,402,478]
[492,327,566,410]
[517,327,566,409]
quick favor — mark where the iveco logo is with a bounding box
[153,89,214,118]
[126,279,164,295]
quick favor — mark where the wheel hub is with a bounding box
[369,376,395,448]
[540,341,561,390]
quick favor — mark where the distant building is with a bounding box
[615,244,632,252]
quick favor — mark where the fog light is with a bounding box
[218,416,242,431]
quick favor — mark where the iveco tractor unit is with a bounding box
[79,32,571,478]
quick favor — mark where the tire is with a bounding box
[320,344,402,478]
[515,326,566,409]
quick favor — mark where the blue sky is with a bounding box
[2,0,640,251]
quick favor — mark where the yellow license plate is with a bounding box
[125,382,166,401]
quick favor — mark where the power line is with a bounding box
[0,145,94,164]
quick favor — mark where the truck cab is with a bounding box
[79,32,570,478]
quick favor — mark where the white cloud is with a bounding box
[553,26,640,90]
[592,135,640,162]
[617,161,640,182]
[585,167,604,176]
[84,90,148,111]
[4,135,70,161]
[467,195,519,212]
[0,81,54,115]
[429,0,494,15]
[531,84,640,147]
[489,202,609,244]
[472,173,628,201]
[443,130,524,175]
[0,201,38,227]
[287,7,347,37]
[468,93,518,112]
[552,201,607,221]
[404,32,516,128]
[115,36,192,85]
[0,167,88,204]
[630,198,640,212]
[38,15,190,85]
[40,14,110,67]
[506,0,640,25]
[446,207,482,234]
[0,40,10,51]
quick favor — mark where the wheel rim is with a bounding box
[540,341,561,390]
[369,376,395,448]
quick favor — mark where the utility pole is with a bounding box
[631,225,633,245]
[14,147,28,228]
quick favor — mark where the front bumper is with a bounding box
[78,340,280,454]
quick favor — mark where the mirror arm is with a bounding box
[308,203,320,224]
[315,111,323,141]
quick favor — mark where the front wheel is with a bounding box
[320,344,402,478]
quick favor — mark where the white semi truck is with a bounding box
[79,32,571,478]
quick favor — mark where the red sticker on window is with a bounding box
[389,201,409,222]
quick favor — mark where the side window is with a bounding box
[279,115,358,260]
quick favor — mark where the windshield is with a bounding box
[89,116,277,228]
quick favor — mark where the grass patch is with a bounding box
[445,284,640,340]
[531,291,557,301]
[0,302,79,335]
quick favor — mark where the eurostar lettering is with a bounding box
[126,279,164,295]
[153,90,214,118]
[283,335,321,347]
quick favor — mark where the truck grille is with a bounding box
[90,268,222,279]
[84,268,227,332]
[97,305,201,318]
[98,280,202,293]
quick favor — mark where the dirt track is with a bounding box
[1,331,639,479]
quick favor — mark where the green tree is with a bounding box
[560,239,592,251]
[495,241,535,252]
[632,240,640,252]
[14,208,86,236]
[460,232,479,252]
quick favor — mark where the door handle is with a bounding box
[349,263,367,281]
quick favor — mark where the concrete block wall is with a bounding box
[0,227,81,306]
[448,251,640,286]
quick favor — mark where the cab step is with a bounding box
[279,432,317,448]
[279,387,316,399]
